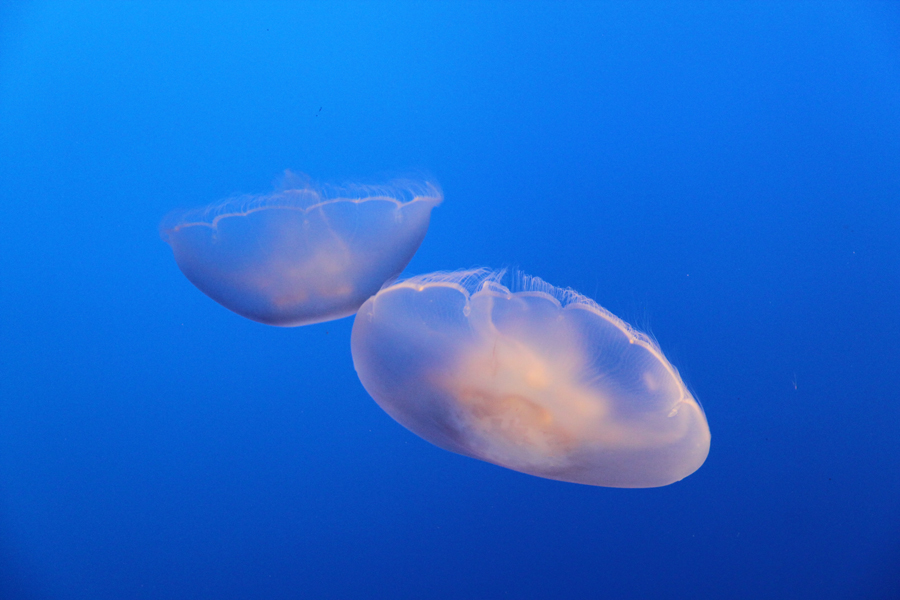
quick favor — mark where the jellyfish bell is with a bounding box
[160,173,442,326]
[350,269,710,488]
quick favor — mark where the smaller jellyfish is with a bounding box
[351,269,710,488]
[160,173,442,326]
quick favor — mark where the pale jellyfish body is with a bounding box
[351,270,710,488]
[160,177,442,326]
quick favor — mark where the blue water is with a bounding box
[1,2,899,599]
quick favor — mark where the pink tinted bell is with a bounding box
[161,176,442,326]
[351,269,710,488]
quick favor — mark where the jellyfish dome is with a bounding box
[160,174,442,326]
[351,269,710,488]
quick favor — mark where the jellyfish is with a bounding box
[160,174,442,326]
[351,269,710,488]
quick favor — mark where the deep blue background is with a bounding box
[1,2,899,598]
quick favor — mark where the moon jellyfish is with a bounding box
[160,174,442,326]
[351,269,710,488]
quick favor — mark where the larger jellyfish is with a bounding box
[351,269,710,488]
[160,174,442,326]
